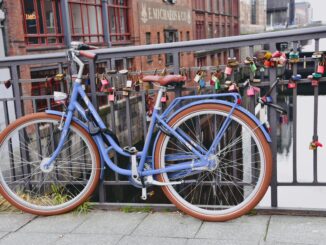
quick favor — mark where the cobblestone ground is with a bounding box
[0,211,324,245]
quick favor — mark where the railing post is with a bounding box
[101,0,111,48]
[313,39,320,183]
[11,65,22,118]
[89,60,98,108]
[173,52,182,97]
[268,43,278,208]
[292,42,299,184]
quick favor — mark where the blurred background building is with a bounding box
[295,1,312,27]
[266,0,295,30]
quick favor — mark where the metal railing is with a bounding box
[1,26,326,210]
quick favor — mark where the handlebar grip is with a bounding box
[79,50,97,60]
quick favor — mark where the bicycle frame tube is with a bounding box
[47,82,256,178]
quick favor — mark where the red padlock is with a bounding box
[108,93,115,102]
[312,79,319,87]
[317,63,325,74]
[317,66,324,74]
[264,60,271,68]
[288,81,296,89]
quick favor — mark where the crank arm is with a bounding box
[146,176,183,186]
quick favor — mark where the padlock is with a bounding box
[250,63,257,73]
[264,60,271,68]
[313,72,322,79]
[228,83,238,92]
[225,66,233,76]
[312,51,323,60]
[292,74,302,81]
[108,93,115,102]
[54,74,65,81]
[100,79,109,92]
[199,78,206,88]
[126,80,133,88]
[309,141,323,150]
[194,71,202,83]
[312,79,319,87]
[215,80,221,90]
[227,57,239,67]
[247,87,255,97]
[317,63,325,74]
[4,80,11,89]
[289,50,300,63]
[288,81,296,89]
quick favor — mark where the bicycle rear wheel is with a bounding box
[154,103,272,221]
[0,113,100,215]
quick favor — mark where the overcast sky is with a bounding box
[296,0,326,21]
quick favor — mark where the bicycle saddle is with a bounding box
[142,75,186,86]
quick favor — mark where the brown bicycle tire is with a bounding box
[0,113,101,216]
[154,103,272,221]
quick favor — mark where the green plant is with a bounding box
[121,206,152,213]
[74,200,93,215]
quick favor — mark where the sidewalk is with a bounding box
[0,210,324,245]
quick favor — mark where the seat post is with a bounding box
[154,86,167,110]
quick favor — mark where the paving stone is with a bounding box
[0,213,35,232]
[74,211,148,235]
[118,235,188,245]
[187,238,259,245]
[196,215,269,242]
[19,213,89,234]
[55,233,122,245]
[0,232,60,245]
[132,212,202,238]
[266,216,326,245]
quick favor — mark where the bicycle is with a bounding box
[0,43,277,221]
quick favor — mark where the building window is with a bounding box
[186,31,190,41]
[108,0,130,43]
[215,0,219,13]
[215,24,220,37]
[68,0,104,44]
[208,23,213,38]
[146,32,152,63]
[251,0,257,24]
[195,21,205,39]
[197,57,207,67]
[193,0,205,11]
[22,0,64,46]
[165,30,178,66]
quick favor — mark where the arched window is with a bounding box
[108,0,130,43]
[21,0,64,46]
[68,0,104,44]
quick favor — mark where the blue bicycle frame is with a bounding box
[46,77,271,180]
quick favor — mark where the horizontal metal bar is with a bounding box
[0,26,326,67]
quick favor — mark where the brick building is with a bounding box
[192,0,240,67]
[1,0,239,104]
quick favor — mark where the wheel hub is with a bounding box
[40,158,55,173]
[208,155,220,171]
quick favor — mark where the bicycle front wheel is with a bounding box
[0,113,100,215]
[154,103,272,221]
